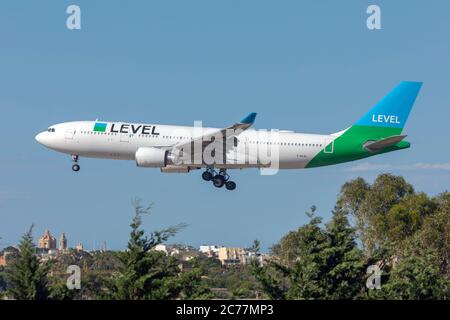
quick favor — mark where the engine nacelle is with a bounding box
[135,147,170,168]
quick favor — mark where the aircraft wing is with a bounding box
[363,135,407,152]
[172,112,257,153]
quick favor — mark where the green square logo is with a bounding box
[93,123,107,132]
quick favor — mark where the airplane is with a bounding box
[35,81,422,191]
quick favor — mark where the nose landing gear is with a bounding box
[202,168,236,191]
[71,155,80,172]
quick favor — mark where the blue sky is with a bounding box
[0,1,449,251]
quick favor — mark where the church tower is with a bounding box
[59,233,68,252]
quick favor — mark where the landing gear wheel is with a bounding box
[72,164,80,172]
[225,181,236,191]
[202,171,213,181]
[212,175,225,188]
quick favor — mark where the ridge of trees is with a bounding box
[1,174,448,300]
[251,174,449,299]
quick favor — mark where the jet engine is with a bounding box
[135,147,178,168]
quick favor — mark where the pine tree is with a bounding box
[322,206,365,299]
[178,268,213,299]
[252,206,365,299]
[284,208,328,299]
[6,226,51,300]
[250,258,286,299]
[251,206,329,299]
[110,199,186,300]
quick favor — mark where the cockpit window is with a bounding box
[47,128,56,132]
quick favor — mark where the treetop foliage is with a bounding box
[252,174,449,300]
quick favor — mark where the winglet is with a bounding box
[240,112,257,124]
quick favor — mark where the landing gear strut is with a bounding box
[202,168,236,191]
[71,155,80,172]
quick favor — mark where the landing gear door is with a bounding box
[65,127,75,140]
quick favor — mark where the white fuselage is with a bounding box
[35,121,341,170]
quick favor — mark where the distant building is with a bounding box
[0,246,19,266]
[59,233,68,252]
[39,249,59,261]
[154,244,168,254]
[218,247,245,266]
[75,243,84,252]
[241,252,269,266]
[217,247,269,266]
[152,244,182,256]
[199,245,220,258]
[38,230,56,250]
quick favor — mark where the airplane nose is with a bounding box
[35,132,45,145]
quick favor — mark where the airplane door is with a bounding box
[65,127,75,140]
[324,138,334,153]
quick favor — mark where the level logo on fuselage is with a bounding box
[93,122,160,135]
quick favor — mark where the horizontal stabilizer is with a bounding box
[363,135,407,152]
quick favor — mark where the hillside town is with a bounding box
[0,229,269,268]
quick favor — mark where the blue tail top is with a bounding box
[355,81,423,128]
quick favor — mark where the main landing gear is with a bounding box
[202,168,236,191]
[71,155,80,172]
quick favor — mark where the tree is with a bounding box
[0,266,7,293]
[417,192,450,277]
[321,206,366,299]
[178,268,213,299]
[282,208,329,299]
[270,230,303,266]
[373,192,437,246]
[337,176,449,299]
[250,259,286,299]
[252,206,365,299]
[369,237,449,299]
[252,206,324,299]
[109,199,187,300]
[6,226,51,300]
[338,174,414,255]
